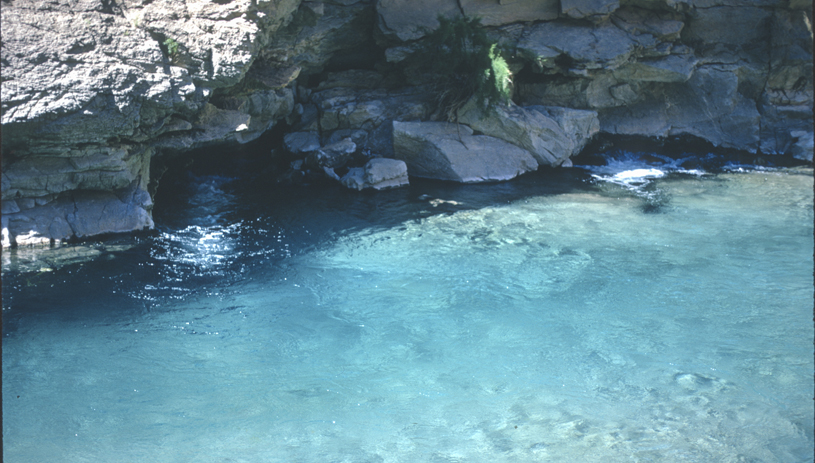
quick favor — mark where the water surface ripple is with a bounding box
[3,164,813,463]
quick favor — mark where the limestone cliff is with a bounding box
[2,0,812,246]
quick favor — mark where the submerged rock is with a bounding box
[392,121,538,183]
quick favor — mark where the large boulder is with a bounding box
[457,101,599,166]
[341,158,410,190]
[788,130,814,162]
[531,106,602,161]
[391,121,538,182]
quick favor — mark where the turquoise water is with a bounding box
[3,158,813,462]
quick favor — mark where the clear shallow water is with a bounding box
[3,160,813,462]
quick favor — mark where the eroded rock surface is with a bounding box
[2,0,811,247]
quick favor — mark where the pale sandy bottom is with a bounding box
[3,169,813,463]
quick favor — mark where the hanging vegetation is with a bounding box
[407,15,513,122]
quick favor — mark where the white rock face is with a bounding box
[391,121,538,183]
[0,0,300,247]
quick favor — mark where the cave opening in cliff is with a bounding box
[150,123,291,223]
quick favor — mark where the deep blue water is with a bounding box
[3,154,813,462]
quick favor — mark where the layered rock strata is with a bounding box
[2,0,812,246]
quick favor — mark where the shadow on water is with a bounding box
[2,132,812,462]
[3,139,597,332]
[151,135,600,255]
[4,132,805,330]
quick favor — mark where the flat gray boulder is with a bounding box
[392,121,538,183]
[341,158,410,191]
[457,101,598,166]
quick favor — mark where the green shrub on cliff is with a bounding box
[162,37,180,61]
[408,16,513,122]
